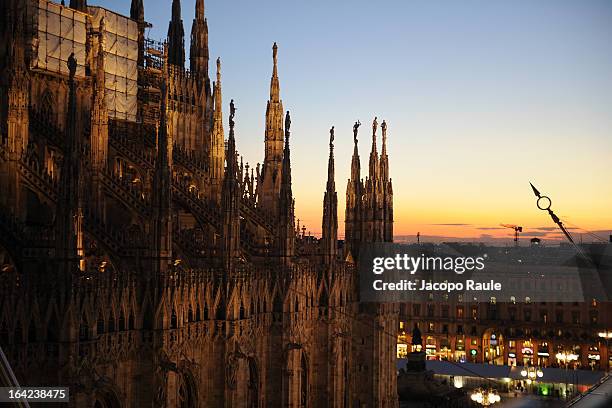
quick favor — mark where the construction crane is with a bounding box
[500,224,522,246]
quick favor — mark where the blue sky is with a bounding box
[92,0,612,241]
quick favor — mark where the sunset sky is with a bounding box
[96,0,612,244]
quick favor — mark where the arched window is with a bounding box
[143,302,153,330]
[216,298,225,320]
[118,311,126,331]
[273,294,283,313]
[239,303,245,320]
[171,309,178,329]
[40,90,54,124]
[108,315,115,332]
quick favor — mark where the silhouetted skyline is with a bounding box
[95,0,612,241]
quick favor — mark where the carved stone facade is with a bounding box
[0,1,398,407]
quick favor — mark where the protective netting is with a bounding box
[34,0,87,77]
[32,1,139,122]
[89,6,138,122]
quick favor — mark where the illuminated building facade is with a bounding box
[398,284,612,371]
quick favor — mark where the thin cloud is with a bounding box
[429,223,472,226]
[526,232,551,237]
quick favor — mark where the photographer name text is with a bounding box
[372,279,502,292]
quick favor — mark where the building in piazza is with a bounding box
[396,243,612,373]
[0,0,399,406]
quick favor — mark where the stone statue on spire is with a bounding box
[353,120,361,144]
[381,120,387,145]
[284,110,291,140]
[329,126,334,148]
[68,53,77,79]
[372,116,378,138]
[229,99,236,129]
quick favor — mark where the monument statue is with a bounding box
[229,99,236,129]
[353,120,361,144]
[329,126,334,147]
[372,116,378,137]
[285,110,291,135]
[67,53,77,78]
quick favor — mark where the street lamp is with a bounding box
[470,388,501,406]
[520,366,543,395]
[556,352,579,399]
[520,366,544,382]
[598,331,612,373]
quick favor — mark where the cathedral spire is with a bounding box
[190,0,209,77]
[130,0,144,22]
[2,7,29,217]
[130,0,146,66]
[278,111,295,263]
[196,0,205,20]
[91,19,108,172]
[7,6,28,157]
[151,53,173,273]
[221,100,241,268]
[380,120,389,183]
[345,120,363,261]
[167,0,185,67]
[259,42,285,214]
[280,111,292,200]
[209,57,225,202]
[90,19,109,219]
[69,0,87,12]
[351,121,361,183]
[327,127,335,192]
[369,116,379,182]
[57,54,85,271]
[380,120,393,242]
[322,126,338,264]
[271,42,280,102]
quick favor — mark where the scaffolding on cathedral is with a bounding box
[32,0,139,121]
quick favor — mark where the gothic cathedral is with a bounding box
[0,1,397,407]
